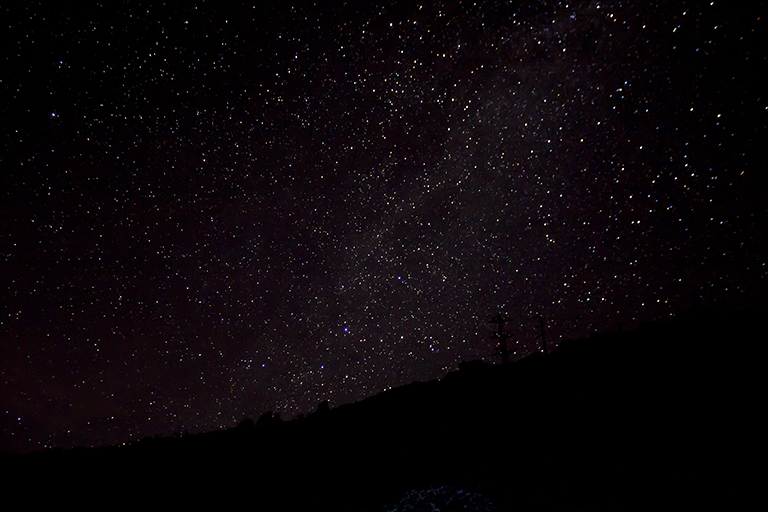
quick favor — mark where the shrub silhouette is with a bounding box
[255,411,281,428]
[236,418,256,430]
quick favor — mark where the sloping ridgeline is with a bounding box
[4,305,760,510]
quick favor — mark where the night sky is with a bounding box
[1,1,764,453]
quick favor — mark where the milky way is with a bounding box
[1,1,764,452]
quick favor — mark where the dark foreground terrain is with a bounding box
[3,306,761,510]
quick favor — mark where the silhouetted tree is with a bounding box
[488,313,513,363]
[315,400,330,415]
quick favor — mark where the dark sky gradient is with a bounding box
[1,0,765,453]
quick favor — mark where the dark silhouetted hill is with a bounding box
[2,305,761,510]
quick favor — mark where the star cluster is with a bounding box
[1,1,764,452]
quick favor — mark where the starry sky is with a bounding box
[1,0,765,453]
